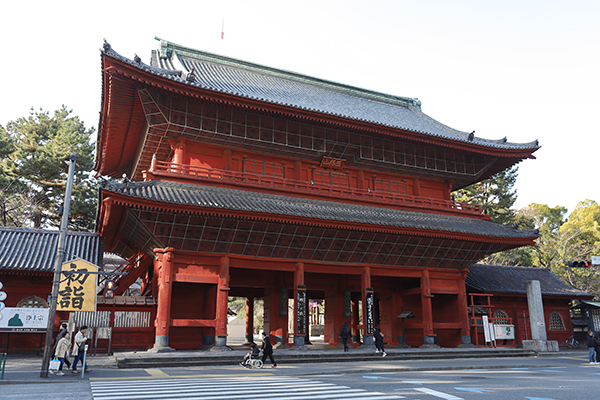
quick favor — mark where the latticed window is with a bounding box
[549,312,566,331]
[16,295,48,308]
[493,309,510,324]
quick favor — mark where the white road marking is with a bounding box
[413,387,463,400]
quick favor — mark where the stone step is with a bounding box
[115,348,537,369]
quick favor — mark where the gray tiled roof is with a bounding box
[0,227,104,272]
[101,179,537,240]
[101,39,539,152]
[466,264,593,298]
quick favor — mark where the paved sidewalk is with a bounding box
[0,347,588,385]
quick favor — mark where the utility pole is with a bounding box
[40,153,77,378]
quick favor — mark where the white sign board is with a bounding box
[494,324,515,340]
[592,256,600,266]
[0,307,49,332]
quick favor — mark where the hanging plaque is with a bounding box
[296,286,307,335]
[320,156,346,170]
[365,290,374,335]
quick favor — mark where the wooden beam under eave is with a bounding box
[171,318,216,328]
[174,274,219,284]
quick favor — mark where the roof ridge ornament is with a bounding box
[185,67,196,82]
[134,54,141,64]
[102,39,111,53]
[468,131,475,141]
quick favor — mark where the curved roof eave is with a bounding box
[99,179,539,242]
[100,40,540,154]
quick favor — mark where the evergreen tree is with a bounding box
[490,201,600,297]
[1,106,97,231]
[452,166,518,225]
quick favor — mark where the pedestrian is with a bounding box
[587,331,597,364]
[54,332,71,376]
[373,326,387,357]
[72,326,91,374]
[240,342,260,367]
[594,332,600,364]
[261,331,277,368]
[339,321,350,352]
[53,323,71,369]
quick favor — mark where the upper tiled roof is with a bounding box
[101,38,539,152]
[0,227,104,272]
[466,264,593,298]
[100,179,537,240]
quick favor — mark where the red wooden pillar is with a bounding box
[264,272,289,347]
[293,262,307,347]
[215,256,230,346]
[457,270,474,347]
[421,269,437,347]
[245,296,254,344]
[223,149,233,170]
[152,247,175,352]
[352,297,361,344]
[293,161,302,180]
[362,266,374,345]
[412,178,421,197]
[324,287,344,346]
[168,137,187,172]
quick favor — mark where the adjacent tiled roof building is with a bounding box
[0,226,104,272]
[466,264,593,298]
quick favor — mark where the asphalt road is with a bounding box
[1,352,597,400]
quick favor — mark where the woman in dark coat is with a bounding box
[339,321,350,352]
[261,331,277,368]
[373,327,387,357]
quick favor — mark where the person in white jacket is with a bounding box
[54,332,71,375]
[71,326,91,374]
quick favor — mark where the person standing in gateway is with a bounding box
[261,331,277,368]
[339,321,350,352]
[374,326,387,357]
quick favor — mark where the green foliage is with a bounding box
[0,106,97,231]
[489,200,600,297]
[228,297,264,333]
[452,166,518,225]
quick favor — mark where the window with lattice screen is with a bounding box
[493,309,509,324]
[549,312,565,331]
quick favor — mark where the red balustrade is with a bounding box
[146,160,483,216]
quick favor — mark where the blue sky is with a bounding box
[1,0,598,214]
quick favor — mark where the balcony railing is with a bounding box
[145,160,483,217]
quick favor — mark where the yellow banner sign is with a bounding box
[57,259,97,312]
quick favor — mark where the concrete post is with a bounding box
[522,280,558,352]
[526,280,547,341]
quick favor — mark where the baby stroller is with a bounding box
[240,344,263,369]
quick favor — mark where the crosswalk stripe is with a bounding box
[90,376,404,400]
[413,387,464,400]
[91,376,305,387]
[92,378,323,391]
[92,382,339,397]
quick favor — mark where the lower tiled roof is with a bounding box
[100,180,537,240]
[466,264,593,298]
[0,227,104,272]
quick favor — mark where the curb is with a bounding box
[0,362,560,385]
